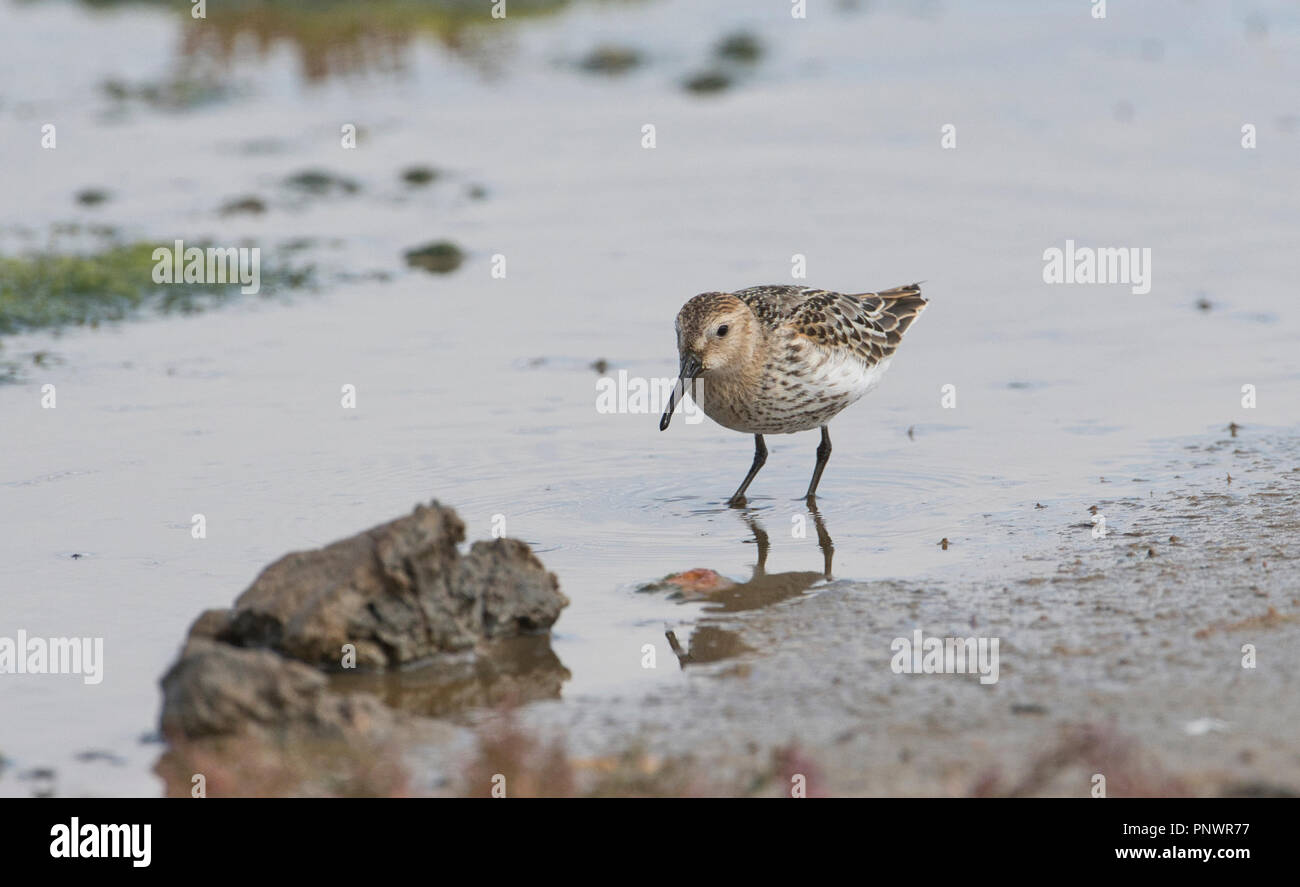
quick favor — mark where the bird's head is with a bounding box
[660,292,759,430]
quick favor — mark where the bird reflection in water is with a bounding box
[665,506,834,667]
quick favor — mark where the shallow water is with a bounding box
[1,0,1298,795]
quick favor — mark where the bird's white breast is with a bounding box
[809,352,892,403]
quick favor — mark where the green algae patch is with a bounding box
[0,242,312,337]
[404,241,464,274]
[714,32,763,64]
[0,243,166,335]
[401,166,439,186]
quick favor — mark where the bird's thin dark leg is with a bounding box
[804,425,832,502]
[728,434,767,507]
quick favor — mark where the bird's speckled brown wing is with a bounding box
[732,285,817,328]
[735,283,927,366]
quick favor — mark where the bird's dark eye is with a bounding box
[716,324,729,337]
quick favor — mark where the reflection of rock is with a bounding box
[206,502,568,670]
[335,635,571,719]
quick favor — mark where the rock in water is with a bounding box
[204,502,567,669]
[158,501,568,745]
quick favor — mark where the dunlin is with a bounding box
[659,283,927,506]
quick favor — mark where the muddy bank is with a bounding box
[152,432,1300,796]
[441,429,1300,796]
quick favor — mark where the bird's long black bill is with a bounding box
[659,354,702,431]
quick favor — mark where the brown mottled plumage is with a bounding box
[660,283,927,506]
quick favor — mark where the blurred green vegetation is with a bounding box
[1,244,166,335]
[0,242,312,337]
